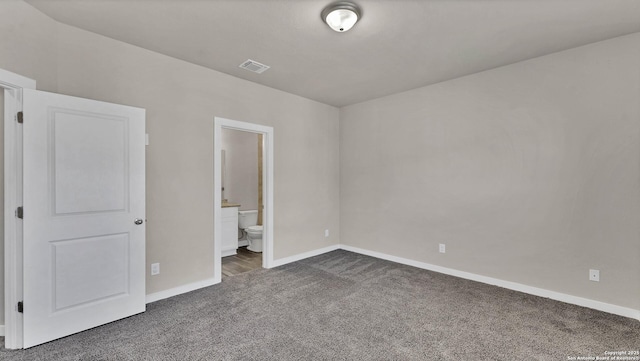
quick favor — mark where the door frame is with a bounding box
[0,68,36,349]
[213,117,274,282]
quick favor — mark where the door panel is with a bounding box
[52,110,128,214]
[52,233,129,311]
[22,89,145,348]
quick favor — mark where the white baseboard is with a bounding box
[340,245,640,322]
[221,249,237,258]
[143,243,639,322]
[0,325,5,336]
[145,277,219,304]
[270,244,341,268]
[143,244,342,305]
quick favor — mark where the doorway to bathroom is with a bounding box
[213,117,274,283]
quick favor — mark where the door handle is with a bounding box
[134,218,144,225]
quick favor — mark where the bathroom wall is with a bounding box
[220,128,259,211]
[340,33,640,311]
[0,0,341,305]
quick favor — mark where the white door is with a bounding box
[22,89,146,348]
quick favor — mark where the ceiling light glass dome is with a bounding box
[322,2,361,32]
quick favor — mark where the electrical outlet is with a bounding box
[325,229,329,237]
[439,244,446,253]
[589,269,599,282]
[151,263,160,276]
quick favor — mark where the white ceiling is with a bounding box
[24,0,640,107]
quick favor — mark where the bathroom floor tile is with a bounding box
[222,247,262,277]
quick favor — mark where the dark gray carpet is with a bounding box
[1,250,638,360]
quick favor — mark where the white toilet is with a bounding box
[245,225,263,253]
[237,210,263,253]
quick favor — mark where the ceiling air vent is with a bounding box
[239,59,270,74]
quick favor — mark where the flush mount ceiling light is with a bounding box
[321,1,361,32]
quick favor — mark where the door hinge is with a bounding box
[16,206,23,219]
[17,111,23,124]
[17,301,23,313]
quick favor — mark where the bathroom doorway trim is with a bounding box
[213,117,274,282]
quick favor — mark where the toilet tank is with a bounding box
[238,210,258,229]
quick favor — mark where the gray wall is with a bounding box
[221,128,259,212]
[0,0,58,92]
[0,0,341,302]
[340,33,640,310]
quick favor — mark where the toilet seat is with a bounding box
[246,225,263,233]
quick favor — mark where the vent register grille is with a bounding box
[239,59,270,74]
